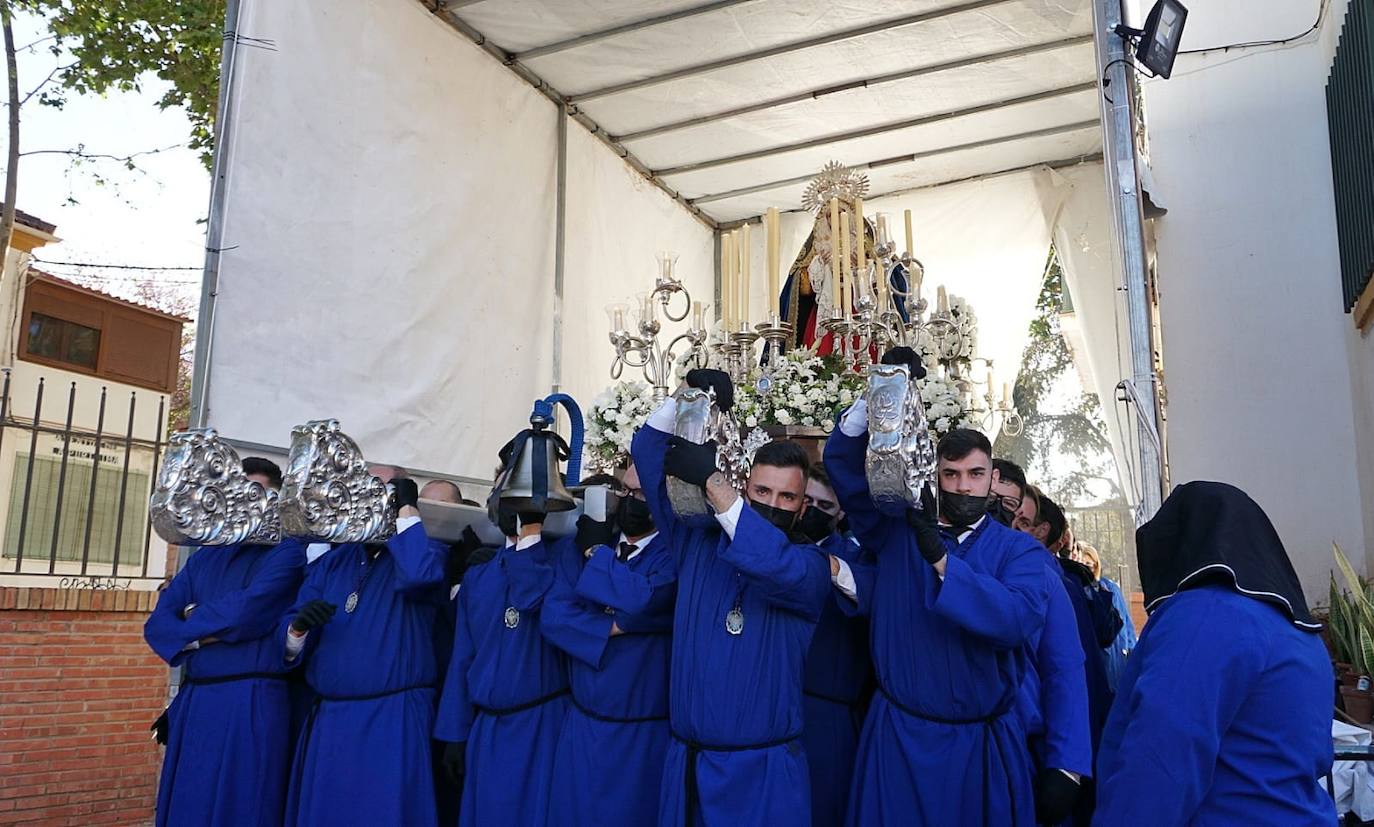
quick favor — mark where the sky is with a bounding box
[6,9,210,312]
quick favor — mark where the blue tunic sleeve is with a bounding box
[434,583,477,744]
[1038,572,1092,776]
[632,422,711,562]
[388,522,446,599]
[931,541,1048,649]
[144,549,203,665]
[575,543,677,622]
[822,427,893,553]
[541,541,615,669]
[503,539,558,611]
[176,539,307,644]
[276,549,332,667]
[720,506,830,622]
[1094,589,1264,823]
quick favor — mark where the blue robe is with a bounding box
[435,537,569,827]
[1094,585,1334,825]
[632,423,832,827]
[804,532,874,827]
[541,532,677,827]
[1016,551,1092,783]
[824,430,1048,826]
[1099,577,1136,693]
[283,523,447,827]
[145,539,306,827]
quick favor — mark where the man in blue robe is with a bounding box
[633,369,832,827]
[435,488,570,826]
[990,460,1092,825]
[541,462,677,826]
[281,476,448,827]
[1094,482,1334,825]
[825,402,1049,826]
[145,458,305,827]
[797,462,874,827]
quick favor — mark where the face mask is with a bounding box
[797,507,838,543]
[617,496,655,538]
[940,490,989,530]
[987,496,1015,528]
[750,499,801,534]
[496,508,518,538]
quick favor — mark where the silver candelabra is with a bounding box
[607,252,710,401]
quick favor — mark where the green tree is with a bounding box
[22,0,225,168]
[994,247,1119,505]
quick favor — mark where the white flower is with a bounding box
[776,409,794,425]
[935,416,951,432]
[745,415,758,428]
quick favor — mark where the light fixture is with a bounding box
[1116,0,1189,79]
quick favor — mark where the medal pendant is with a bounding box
[344,591,359,613]
[756,373,773,393]
[504,606,521,629]
[604,606,616,616]
[725,607,744,636]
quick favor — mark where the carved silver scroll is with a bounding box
[666,387,750,519]
[150,428,281,546]
[865,364,938,513]
[279,420,394,543]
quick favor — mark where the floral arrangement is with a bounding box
[916,292,978,368]
[585,380,658,471]
[734,350,864,433]
[919,374,978,435]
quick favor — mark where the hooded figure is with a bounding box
[1094,482,1334,825]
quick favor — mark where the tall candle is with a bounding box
[1003,382,1011,405]
[766,208,780,307]
[829,197,841,313]
[741,223,751,326]
[692,300,705,332]
[904,209,914,257]
[937,285,949,314]
[986,369,994,391]
[725,230,736,326]
[840,211,853,319]
[854,197,865,286]
[877,214,889,246]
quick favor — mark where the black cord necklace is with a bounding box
[344,546,383,614]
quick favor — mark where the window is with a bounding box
[1327,1,1374,321]
[3,453,149,569]
[26,312,101,370]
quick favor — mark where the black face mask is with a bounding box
[750,499,802,535]
[617,496,655,538]
[496,509,518,538]
[941,490,990,530]
[797,507,837,543]
[987,496,1015,528]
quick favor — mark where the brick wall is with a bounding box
[0,587,166,826]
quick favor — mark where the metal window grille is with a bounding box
[1327,0,1374,312]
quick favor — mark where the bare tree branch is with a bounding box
[16,33,55,53]
[19,60,73,106]
[17,142,187,163]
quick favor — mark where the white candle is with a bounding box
[829,198,841,313]
[766,208,780,306]
[1003,382,1011,405]
[904,209,914,257]
[854,197,865,285]
[937,285,949,314]
[840,211,853,319]
[741,223,751,326]
[721,232,733,328]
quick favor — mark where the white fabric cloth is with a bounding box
[1333,720,1374,819]
[616,531,658,562]
[831,555,857,602]
[305,543,330,564]
[713,496,745,540]
[647,398,678,433]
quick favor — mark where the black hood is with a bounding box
[1137,481,1318,632]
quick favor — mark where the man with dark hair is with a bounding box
[825,394,1050,824]
[799,461,874,827]
[145,458,306,827]
[281,472,449,827]
[541,461,678,826]
[632,369,831,827]
[991,459,1092,825]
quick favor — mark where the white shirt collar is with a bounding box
[616,531,658,561]
[938,514,987,541]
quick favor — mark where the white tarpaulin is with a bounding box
[201,0,1116,485]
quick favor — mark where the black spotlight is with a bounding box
[1117,0,1189,80]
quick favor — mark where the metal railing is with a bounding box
[1065,503,1138,594]
[0,370,166,582]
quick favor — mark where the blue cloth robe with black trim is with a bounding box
[145,539,306,827]
[435,537,570,827]
[1094,585,1334,825]
[541,532,676,827]
[632,422,832,827]
[281,524,447,827]
[803,532,874,827]
[824,429,1049,827]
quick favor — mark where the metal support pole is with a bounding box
[189,0,245,429]
[552,106,568,394]
[1093,0,1164,519]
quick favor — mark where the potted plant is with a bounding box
[1332,544,1374,722]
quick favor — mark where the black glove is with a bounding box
[1034,768,1082,826]
[686,368,734,413]
[289,599,337,634]
[575,514,617,554]
[466,546,497,568]
[392,478,419,509]
[150,707,169,745]
[442,741,466,788]
[880,345,927,380]
[663,436,720,487]
[906,488,947,566]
